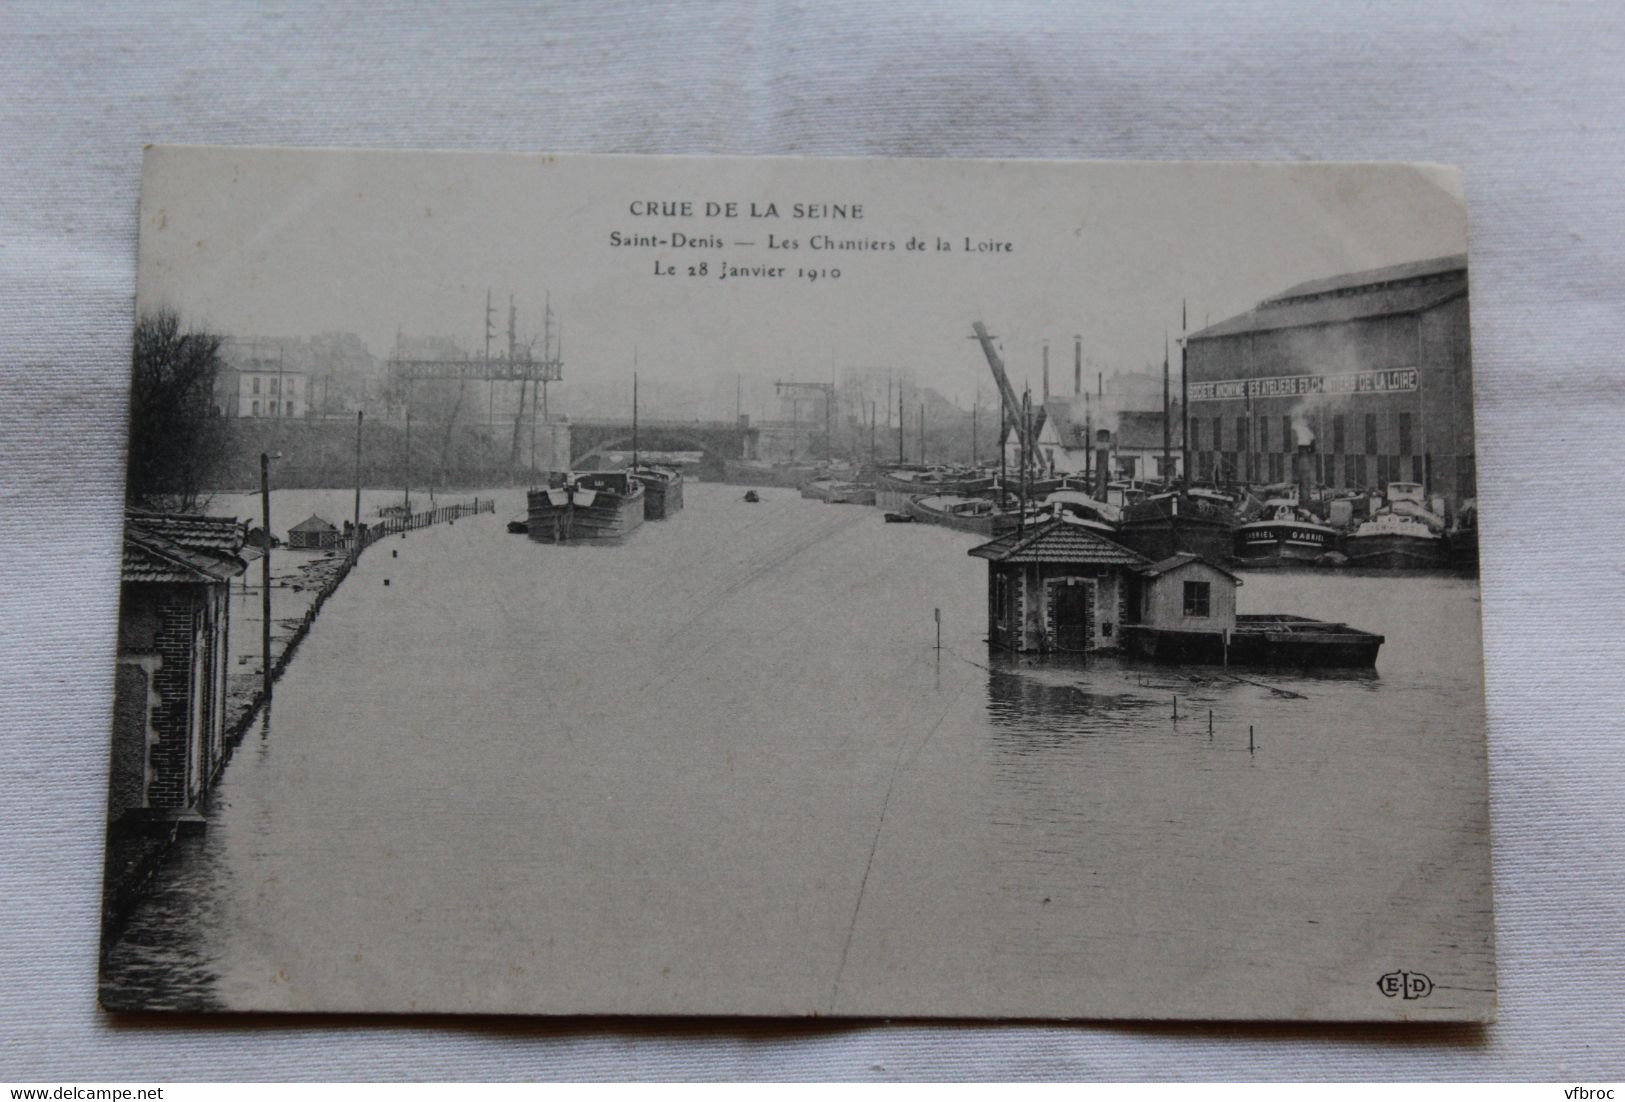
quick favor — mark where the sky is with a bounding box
[136,148,1467,414]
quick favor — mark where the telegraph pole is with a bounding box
[897,392,904,464]
[352,411,363,562]
[260,452,272,703]
[1181,299,1191,485]
[485,288,495,431]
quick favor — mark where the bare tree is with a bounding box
[126,310,228,512]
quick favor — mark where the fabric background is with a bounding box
[2,0,1622,1082]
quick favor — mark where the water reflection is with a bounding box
[101,484,1494,1019]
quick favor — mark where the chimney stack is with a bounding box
[1042,342,1050,399]
[1096,428,1112,499]
[1297,442,1315,507]
[1074,336,1082,396]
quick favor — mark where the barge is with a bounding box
[1120,614,1384,668]
[1115,489,1241,564]
[527,471,645,544]
[632,464,684,520]
[801,478,876,505]
[1234,499,1341,566]
[908,493,1020,536]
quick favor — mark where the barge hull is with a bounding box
[1120,617,1383,668]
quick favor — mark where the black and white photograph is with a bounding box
[98,147,1493,1021]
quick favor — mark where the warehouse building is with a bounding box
[1184,254,1475,509]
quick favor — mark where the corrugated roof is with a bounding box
[1137,552,1241,583]
[969,519,1150,565]
[1187,280,1466,341]
[1268,254,1467,303]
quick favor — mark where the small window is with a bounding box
[252,377,261,394]
[1183,580,1211,617]
[251,400,260,416]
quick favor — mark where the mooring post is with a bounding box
[934,607,941,651]
[1208,709,1214,737]
[1249,725,1255,754]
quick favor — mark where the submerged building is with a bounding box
[1184,254,1474,508]
[110,512,246,820]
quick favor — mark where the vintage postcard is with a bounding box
[101,148,1493,1020]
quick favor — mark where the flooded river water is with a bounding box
[102,482,1494,1020]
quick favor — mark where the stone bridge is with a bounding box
[565,418,759,468]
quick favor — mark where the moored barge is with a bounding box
[527,471,645,544]
[632,465,684,520]
[801,478,876,505]
[908,493,1020,536]
[1234,500,1341,566]
[1115,490,1240,564]
[1120,614,1384,668]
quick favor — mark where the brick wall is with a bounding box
[146,587,202,809]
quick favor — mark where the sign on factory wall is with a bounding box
[1189,368,1418,402]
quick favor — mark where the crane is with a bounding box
[971,321,1032,472]
[774,380,836,462]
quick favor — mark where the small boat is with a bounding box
[631,464,684,520]
[742,490,761,503]
[883,511,915,523]
[506,513,530,535]
[1233,499,1341,566]
[1345,483,1447,569]
[527,471,645,544]
[907,493,1022,536]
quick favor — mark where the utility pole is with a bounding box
[485,288,495,431]
[353,411,363,562]
[918,402,925,465]
[898,392,905,464]
[632,357,639,470]
[1163,331,1172,486]
[508,295,528,471]
[404,410,412,512]
[1181,299,1190,485]
[869,400,877,469]
[260,452,272,703]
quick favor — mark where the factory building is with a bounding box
[1184,254,1475,509]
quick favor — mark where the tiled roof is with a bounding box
[124,510,244,555]
[1137,552,1241,583]
[289,514,338,532]
[969,519,1150,565]
[123,527,244,584]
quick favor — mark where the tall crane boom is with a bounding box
[971,321,1027,456]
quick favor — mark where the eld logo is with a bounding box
[1377,970,1433,999]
